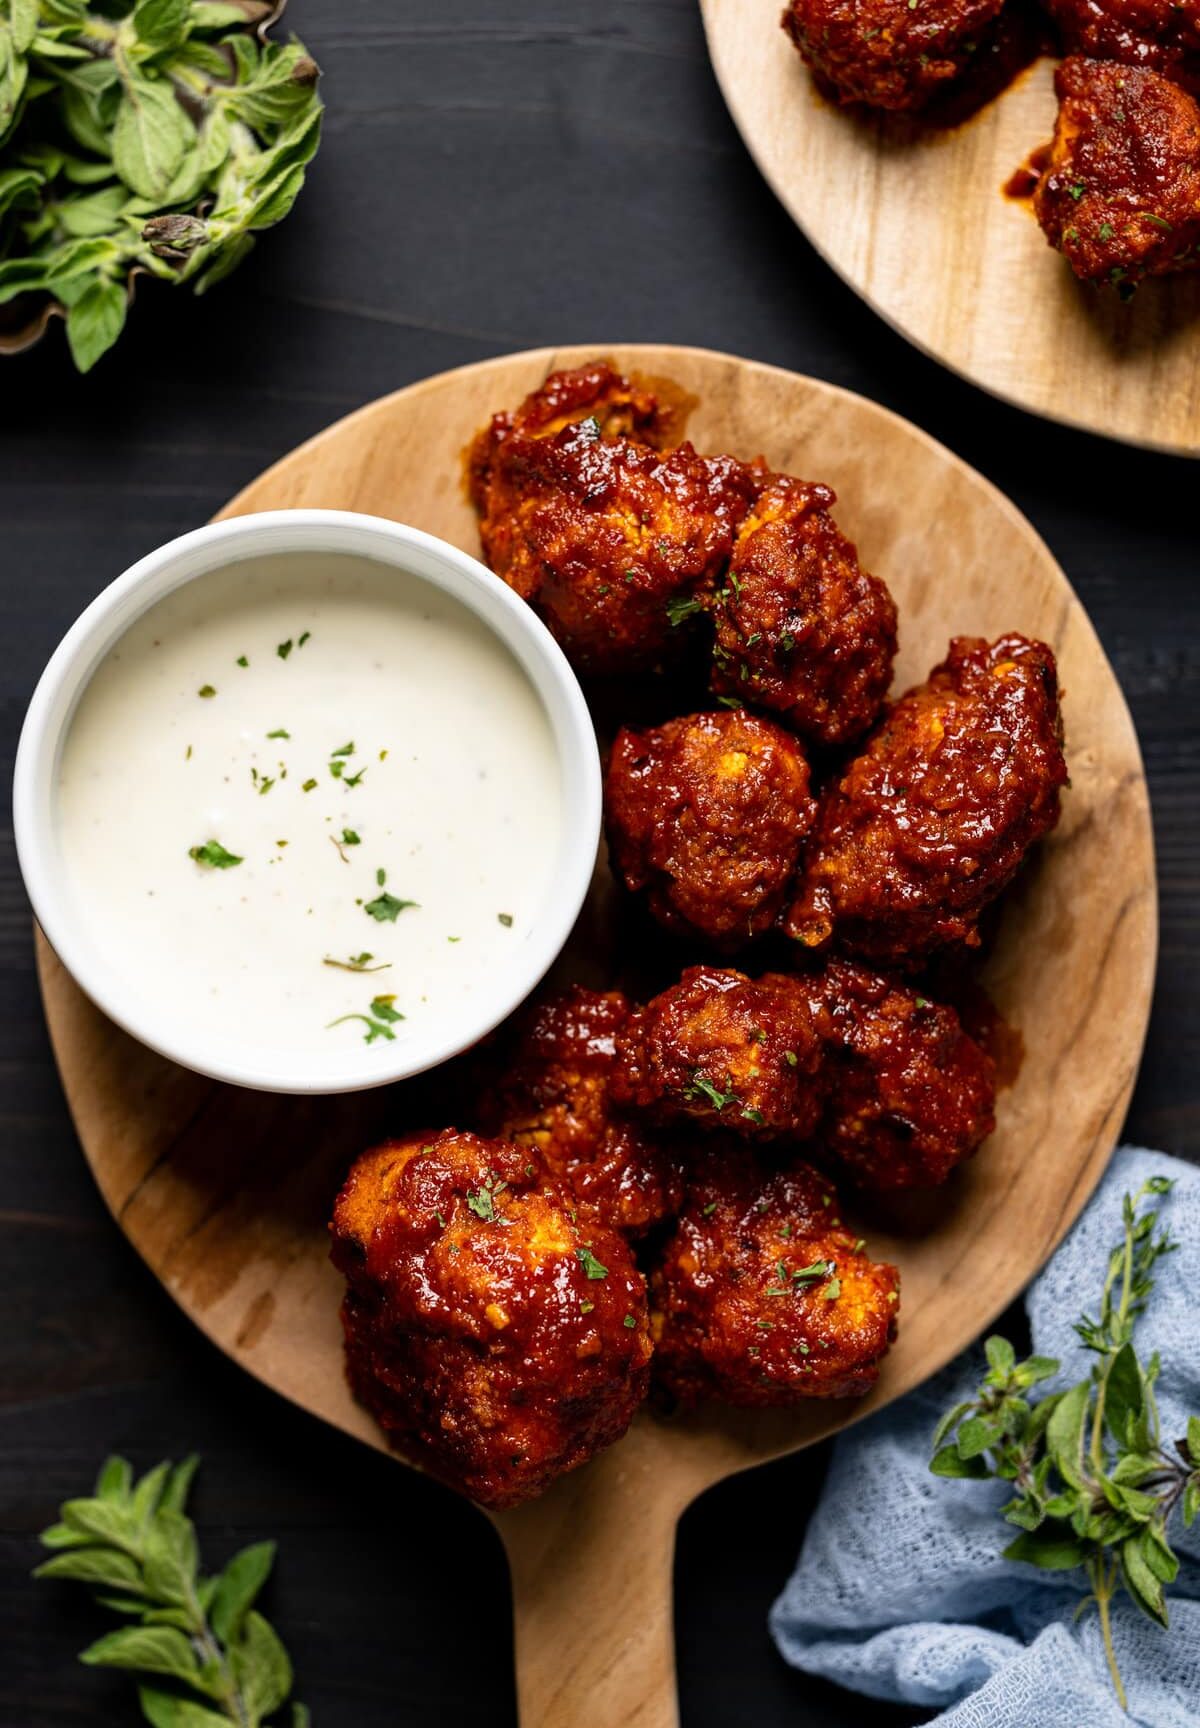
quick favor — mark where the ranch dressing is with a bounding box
[56,552,562,1059]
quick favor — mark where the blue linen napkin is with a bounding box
[770,1147,1200,1727]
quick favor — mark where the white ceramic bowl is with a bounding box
[13,509,602,1094]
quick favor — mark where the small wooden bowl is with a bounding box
[700,0,1200,456]
[35,346,1156,1727]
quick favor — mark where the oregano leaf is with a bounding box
[111,68,191,199]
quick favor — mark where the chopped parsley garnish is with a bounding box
[185,745,192,760]
[824,1278,842,1301]
[277,640,293,660]
[299,631,311,647]
[580,1299,595,1314]
[376,867,386,886]
[188,839,242,869]
[702,1200,718,1217]
[748,1027,766,1044]
[1099,221,1114,241]
[198,684,216,698]
[365,891,417,923]
[792,1259,835,1285]
[302,778,317,792]
[236,655,248,667]
[267,728,290,739]
[666,595,703,627]
[783,1049,799,1067]
[257,775,275,796]
[768,1258,838,1297]
[716,695,744,710]
[623,1314,637,1329]
[327,1013,390,1044]
[741,1106,765,1125]
[684,1072,738,1111]
[497,912,514,927]
[467,1178,505,1222]
[915,995,931,1009]
[342,828,361,846]
[1068,182,1085,202]
[331,741,355,758]
[327,992,404,1044]
[323,953,391,973]
[577,1246,608,1280]
[343,768,366,789]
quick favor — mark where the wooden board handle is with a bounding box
[497,1442,693,1728]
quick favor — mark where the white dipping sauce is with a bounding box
[56,552,562,1059]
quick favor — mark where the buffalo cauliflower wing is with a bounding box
[710,477,897,748]
[470,363,761,675]
[330,1130,652,1507]
[475,986,686,1238]
[787,634,1067,963]
[781,0,1009,111]
[651,1150,899,1405]
[814,958,997,1188]
[1034,57,1200,288]
[605,708,816,949]
[610,965,827,1140]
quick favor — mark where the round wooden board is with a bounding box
[700,0,1200,456]
[36,345,1156,1727]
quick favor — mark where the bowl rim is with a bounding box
[13,507,602,1095]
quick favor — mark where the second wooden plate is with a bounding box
[701,0,1200,456]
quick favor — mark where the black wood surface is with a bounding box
[1,4,1195,1724]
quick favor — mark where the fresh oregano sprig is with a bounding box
[0,0,322,371]
[35,1452,308,1727]
[931,1176,1200,1709]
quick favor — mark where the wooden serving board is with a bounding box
[35,346,1156,1727]
[700,0,1200,456]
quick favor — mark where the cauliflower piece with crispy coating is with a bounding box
[781,0,1009,112]
[330,1130,652,1507]
[815,959,997,1188]
[475,986,686,1238]
[1043,0,1200,92]
[610,965,827,1140]
[470,364,761,676]
[787,634,1067,964]
[605,708,816,949]
[710,477,897,748]
[651,1149,899,1405]
[1034,58,1200,289]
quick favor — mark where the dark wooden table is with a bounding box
[2,4,1196,1724]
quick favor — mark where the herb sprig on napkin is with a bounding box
[35,1452,307,1726]
[0,0,322,371]
[931,1177,1200,1707]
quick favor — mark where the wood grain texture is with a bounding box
[700,0,1200,456]
[34,345,1156,1728]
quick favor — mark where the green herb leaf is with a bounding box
[111,70,192,201]
[35,1455,300,1726]
[79,1623,201,1682]
[364,891,417,923]
[684,1072,738,1111]
[577,1246,608,1280]
[209,1540,275,1646]
[467,1186,496,1222]
[666,594,703,627]
[188,839,242,869]
[66,276,127,373]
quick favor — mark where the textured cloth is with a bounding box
[770,1148,1200,1727]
